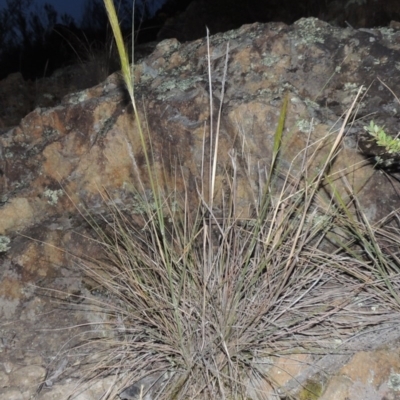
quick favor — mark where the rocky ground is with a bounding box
[1,17,400,399]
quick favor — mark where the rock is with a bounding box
[246,353,314,398]
[320,348,400,399]
[0,17,400,400]
[38,376,118,400]
[0,387,23,400]
[0,369,10,387]
[119,372,174,400]
[2,18,400,240]
[0,62,118,134]
[10,364,46,388]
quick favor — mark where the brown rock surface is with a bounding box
[2,19,400,239]
[0,61,116,133]
[1,17,400,399]
[321,348,400,399]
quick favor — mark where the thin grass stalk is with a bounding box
[103,0,191,361]
[232,94,289,307]
[211,41,229,203]
[334,174,400,305]
[206,27,215,205]
[272,86,365,297]
[103,0,163,233]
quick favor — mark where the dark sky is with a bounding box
[0,0,84,21]
[34,0,84,21]
[0,0,166,24]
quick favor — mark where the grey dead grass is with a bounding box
[35,2,400,399]
[54,88,400,400]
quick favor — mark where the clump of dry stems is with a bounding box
[60,1,400,399]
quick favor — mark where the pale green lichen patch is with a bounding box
[304,98,320,110]
[44,189,64,205]
[261,53,280,67]
[343,82,359,93]
[156,76,203,100]
[378,27,395,42]
[131,192,157,215]
[42,126,59,139]
[220,28,242,41]
[388,373,400,391]
[296,119,315,133]
[5,149,14,159]
[299,379,323,400]
[0,235,11,252]
[65,90,89,105]
[294,18,326,45]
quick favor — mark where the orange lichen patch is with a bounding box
[12,232,66,282]
[42,141,75,181]
[340,349,400,388]
[248,353,313,398]
[15,241,49,280]
[268,353,312,387]
[0,276,23,299]
[0,198,34,235]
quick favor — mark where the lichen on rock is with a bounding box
[0,235,10,252]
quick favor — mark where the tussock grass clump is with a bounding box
[62,2,400,399]
[72,119,400,399]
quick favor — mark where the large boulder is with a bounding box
[2,19,400,239]
[1,17,400,399]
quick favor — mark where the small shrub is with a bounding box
[364,121,400,154]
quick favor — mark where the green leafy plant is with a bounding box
[364,120,400,154]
